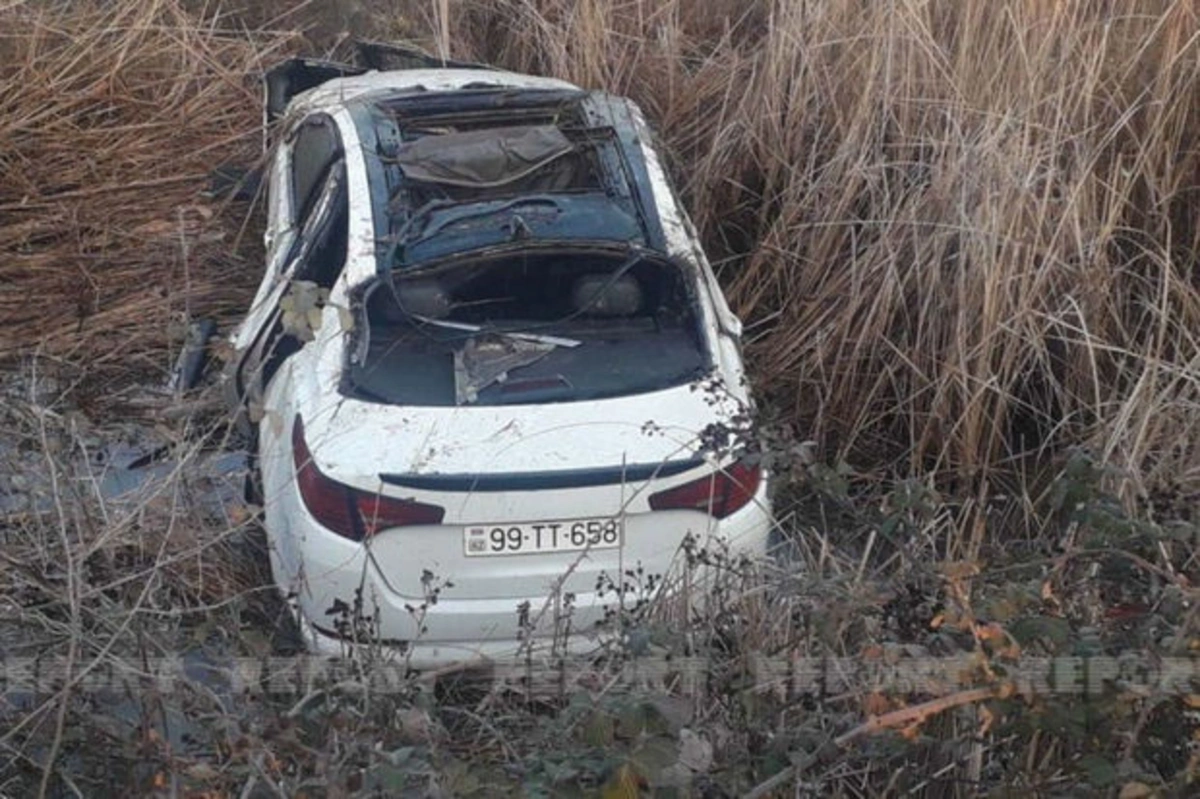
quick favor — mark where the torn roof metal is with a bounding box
[354,87,670,269]
[268,57,674,273]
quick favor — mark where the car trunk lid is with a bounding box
[299,378,744,503]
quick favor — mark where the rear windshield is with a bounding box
[344,250,710,406]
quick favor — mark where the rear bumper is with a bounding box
[294,605,613,668]
[265,464,773,661]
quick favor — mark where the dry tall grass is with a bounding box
[0,1,297,405]
[449,0,1200,516]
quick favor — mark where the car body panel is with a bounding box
[257,394,770,656]
[225,58,772,664]
[283,68,580,120]
[300,387,740,485]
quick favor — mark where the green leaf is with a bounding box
[1009,616,1073,652]
[581,710,615,748]
[600,762,643,799]
[1079,753,1117,788]
[632,735,679,778]
[368,763,411,792]
[386,746,416,766]
[616,700,669,738]
[439,758,482,795]
[646,695,692,733]
[543,760,580,785]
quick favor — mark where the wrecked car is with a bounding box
[225,49,772,664]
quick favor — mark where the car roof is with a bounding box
[269,59,686,285]
[313,81,677,272]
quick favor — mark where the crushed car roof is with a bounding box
[360,86,671,270]
[276,60,675,273]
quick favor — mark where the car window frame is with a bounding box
[253,113,345,307]
[230,113,349,420]
[290,115,343,227]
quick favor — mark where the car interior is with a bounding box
[344,251,710,406]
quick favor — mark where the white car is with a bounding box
[226,50,772,665]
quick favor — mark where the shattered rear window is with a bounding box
[344,249,710,406]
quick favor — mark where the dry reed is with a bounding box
[449,0,1200,514]
[0,0,298,404]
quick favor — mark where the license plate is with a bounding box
[464,518,623,557]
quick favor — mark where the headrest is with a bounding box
[571,273,643,317]
[396,278,451,319]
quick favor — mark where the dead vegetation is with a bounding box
[449,0,1200,521]
[2,0,1199,796]
[0,0,300,411]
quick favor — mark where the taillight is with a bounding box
[292,416,444,540]
[648,459,762,519]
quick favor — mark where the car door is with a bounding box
[228,114,348,426]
